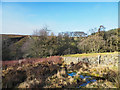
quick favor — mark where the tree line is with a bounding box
[2,26,119,60]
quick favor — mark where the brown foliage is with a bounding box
[2,56,63,69]
[2,69,27,88]
[2,56,63,88]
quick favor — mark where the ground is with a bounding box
[2,52,120,88]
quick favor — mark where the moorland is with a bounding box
[1,26,120,88]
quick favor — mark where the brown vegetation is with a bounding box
[2,56,63,88]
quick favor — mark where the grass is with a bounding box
[63,52,118,57]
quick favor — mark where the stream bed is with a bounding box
[67,72,97,87]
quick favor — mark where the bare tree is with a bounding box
[98,25,106,33]
[89,27,97,35]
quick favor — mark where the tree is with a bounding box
[25,27,54,58]
[56,32,78,55]
[89,27,97,35]
[98,25,106,33]
[2,36,11,60]
[78,35,106,53]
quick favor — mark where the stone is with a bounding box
[83,63,87,69]
[60,68,67,77]
[69,77,74,84]
[18,82,30,88]
[63,81,67,85]
[63,54,118,66]
[57,70,61,78]
[76,71,81,75]
[68,76,71,79]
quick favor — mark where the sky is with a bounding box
[1,2,118,35]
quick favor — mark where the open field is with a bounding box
[64,52,118,57]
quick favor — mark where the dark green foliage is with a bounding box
[24,30,79,58]
[78,35,106,53]
[2,27,119,60]
[56,33,78,55]
[2,35,28,60]
[77,28,118,53]
[2,36,11,60]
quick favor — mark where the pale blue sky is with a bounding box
[2,0,120,2]
[2,2,118,35]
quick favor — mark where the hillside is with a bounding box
[1,28,120,88]
[2,52,119,88]
[2,28,119,60]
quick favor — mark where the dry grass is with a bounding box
[88,64,119,88]
[63,52,118,57]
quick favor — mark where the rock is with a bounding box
[63,54,118,66]
[18,82,29,88]
[17,67,22,70]
[83,63,87,69]
[57,70,61,78]
[60,68,67,77]
[76,71,81,75]
[63,81,67,85]
[68,76,71,79]
[69,77,74,84]
[83,58,89,63]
